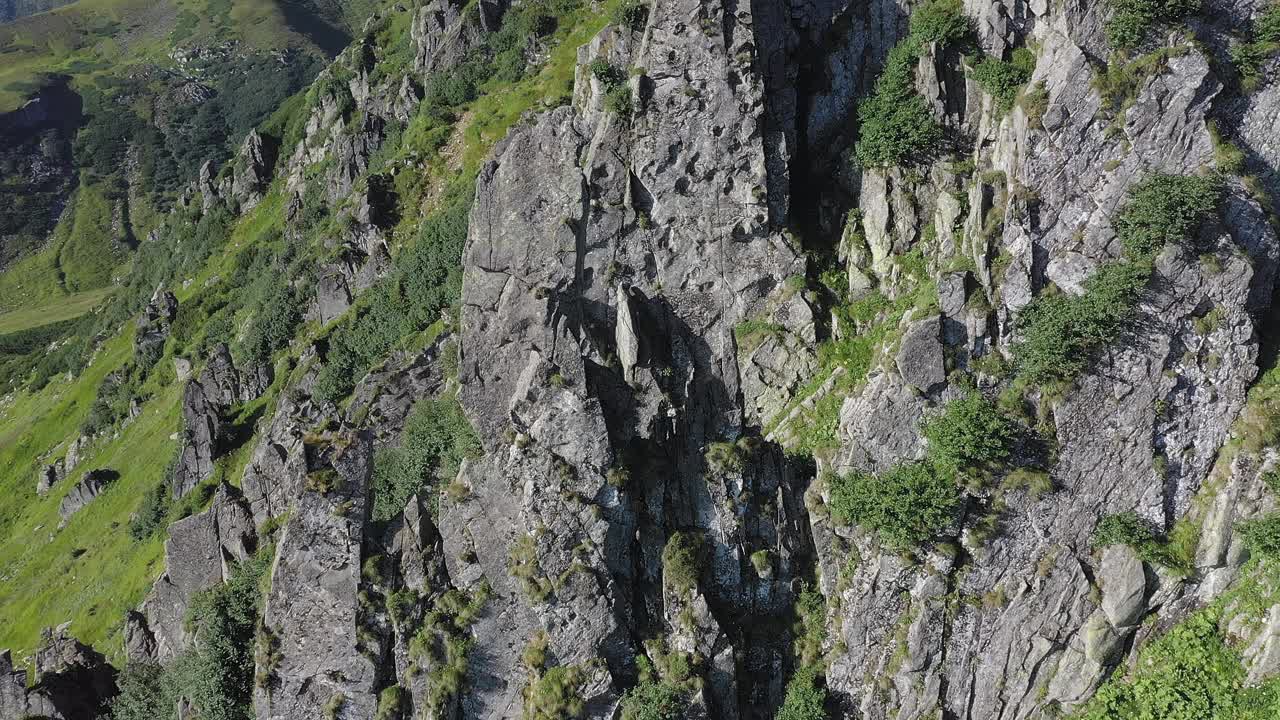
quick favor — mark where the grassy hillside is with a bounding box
[0,0,354,111]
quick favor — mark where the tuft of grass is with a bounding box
[1104,0,1203,49]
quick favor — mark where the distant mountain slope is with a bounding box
[0,0,76,24]
[0,0,352,315]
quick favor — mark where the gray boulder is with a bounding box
[897,314,946,393]
[1099,544,1147,630]
[57,469,116,525]
[0,626,117,720]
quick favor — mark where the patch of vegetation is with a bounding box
[523,664,587,720]
[1238,515,1280,559]
[109,545,274,720]
[853,0,968,168]
[1092,511,1192,572]
[776,667,829,720]
[972,48,1036,112]
[408,583,491,716]
[734,318,784,354]
[704,439,748,475]
[128,480,172,541]
[1077,611,1280,720]
[792,583,828,669]
[509,533,554,603]
[750,549,772,575]
[829,462,960,548]
[1105,0,1203,49]
[825,387,1030,548]
[313,184,472,404]
[622,638,697,720]
[613,0,650,31]
[1014,260,1151,385]
[661,531,704,594]
[921,392,1017,483]
[621,679,686,720]
[370,396,481,522]
[771,250,938,458]
[1014,174,1220,386]
[108,662,172,720]
[1112,175,1222,257]
[1093,46,1188,128]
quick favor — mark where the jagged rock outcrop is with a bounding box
[136,483,256,662]
[81,3,1280,720]
[804,3,1280,719]
[36,464,58,497]
[171,343,272,498]
[449,0,816,714]
[136,288,178,358]
[230,130,277,212]
[57,469,116,525]
[0,625,117,720]
[253,433,379,720]
[172,375,222,499]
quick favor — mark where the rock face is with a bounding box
[0,626,117,720]
[78,1,1280,720]
[171,344,272,498]
[230,130,277,211]
[136,288,179,358]
[449,1,814,715]
[254,434,379,720]
[136,484,257,662]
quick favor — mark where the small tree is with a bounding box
[776,667,828,720]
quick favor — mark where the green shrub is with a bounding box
[523,665,586,720]
[605,84,634,116]
[750,549,772,575]
[776,667,828,720]
[170,546,275,720]
[921,392,1016,480]
[314,184,472,404]
[371,396,481,521]
[240,280,301,365]
[1093,511,1156,547]
[661,532,703,593]
[1014,260,1151,385]
[854,54,945,168]
[1092,511,1191,571]
[620,680,686,720]
[854,0,969,168]
[129,481,172,541]
[972,48,1036,111]
[828,463,959,548]
[614,0,650,30]
[1238,515,1280,558]
[374,685,407,720]
[793,584,828,669]
[1260,4,1280,44]
[589,60,627,88]
[109,662,173,720]
[1105,0,1203,49]
[907,0,970,46]
[1113,174,1221,258]
[1015,174,1221,384]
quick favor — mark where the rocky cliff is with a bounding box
[6,0,1280,719]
